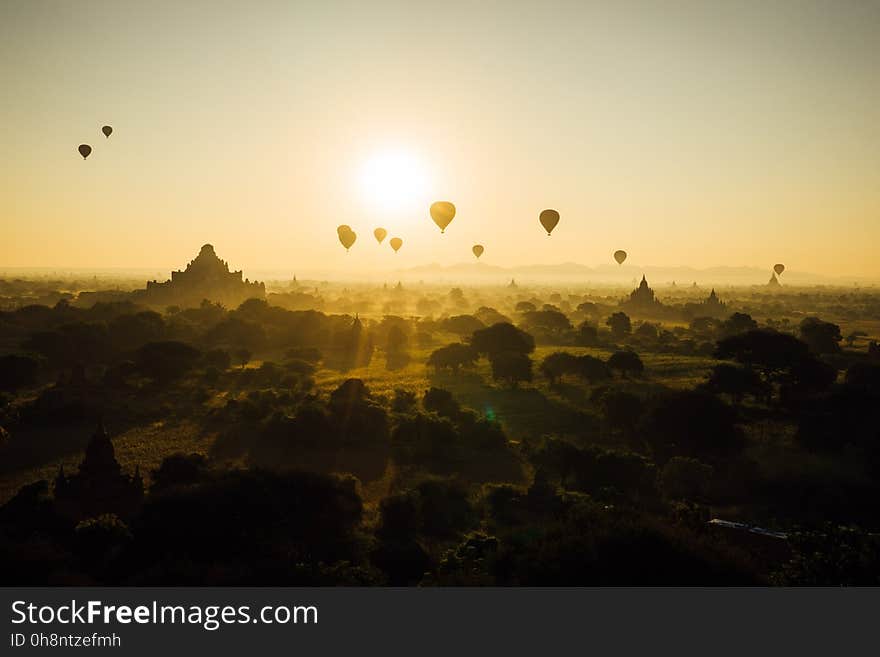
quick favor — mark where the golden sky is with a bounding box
[1,1,879,277]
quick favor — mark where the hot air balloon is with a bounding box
[614,250,627,265]
[774,263,785,275]
[389,237,403,252]
[374,228,387,244]
[430,201,456,233]
[78,144,92,160]
[472,244,484,259]
[337,224,352,236]
[539,209,560,236]
[337,227,356,251]
[101,125,113,138]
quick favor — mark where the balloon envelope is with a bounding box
[773,263,785,275]
[338,228,356,251]
[337,224,352,236]
[539,209,560,235]
[374,228,387,243]
[102,125,113,138]
[472,244,484,259]
[614,250,627,265]
[430,201,456,233]
[389,237,403,252]
[78,144,92,159]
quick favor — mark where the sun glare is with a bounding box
[358,149,429,214]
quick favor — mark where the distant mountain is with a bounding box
[387,262,875,286]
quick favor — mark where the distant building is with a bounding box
[135,244,265,309]
[54,425,144,522]
[768,272,781,287]
[622,275,664,314]
[703,288,726,315]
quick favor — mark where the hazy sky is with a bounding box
[2,0,878,277]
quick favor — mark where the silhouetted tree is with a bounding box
[607,350,644,378]
[490,352,533,387]
[471,322,535,358]
[577,321,600,346]
[720,312,758,337]
[606,312,632,340]
[701,363,767,403]
[136,341,201,382]
[799,317,842,354]
[427,343,478,373]
[540,352,580,385]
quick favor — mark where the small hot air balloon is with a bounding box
[337,224,352,236]
[101,125,113,138]
[78,144,92,160]
[472,244,484,259]
[614,250,627,265]
[539,209,560,236]
[774,263,785,275]
[374,227,387,244]
[337,226,356,251]
[430,201,456,233]
[389,237,403,252]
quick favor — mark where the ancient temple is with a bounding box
[54,424,144,521]
[622,275,664,314]
[136,244,265,309]
[767,272,780,287]
[703,288,726,314]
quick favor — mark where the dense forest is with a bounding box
[1,279,879,585]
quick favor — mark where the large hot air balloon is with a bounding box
[78,144,92,160]
[389,237,403,252]
[539,209,560,236]
[614,250,627,265]
[337,226,356,251]
[472,244,484,259]
[102,125,113,138]
[374,228,387,244]
[430,201,456,233]
[774,263,785,275]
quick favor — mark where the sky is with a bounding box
[1,0,879,278]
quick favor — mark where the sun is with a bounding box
[357,149,429,214]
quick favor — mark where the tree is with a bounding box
[643,390,744,462]
[714,329,810,377]
[690,316,720,339]
[423,387,461,418]
[490,352,533,387]
[799,317,842,354]
[576,355,611,383]
[515,301,537,314]
[440,315,485,337]
[577,321,599,346]
[519,310,572,335]
[427,343,478,373]
[384,325,410,370]
[720,312,757,337]
[539,352,580,385]
[136,341,201,382]
[471,323,535,359]
[634,322,659,340]
[606,312,632,340]
[715,329,836,401]
[607,350,644,378]
[700,363,766,403]
[598,390,644,440]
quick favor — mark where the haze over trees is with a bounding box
[1,267,879,586]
